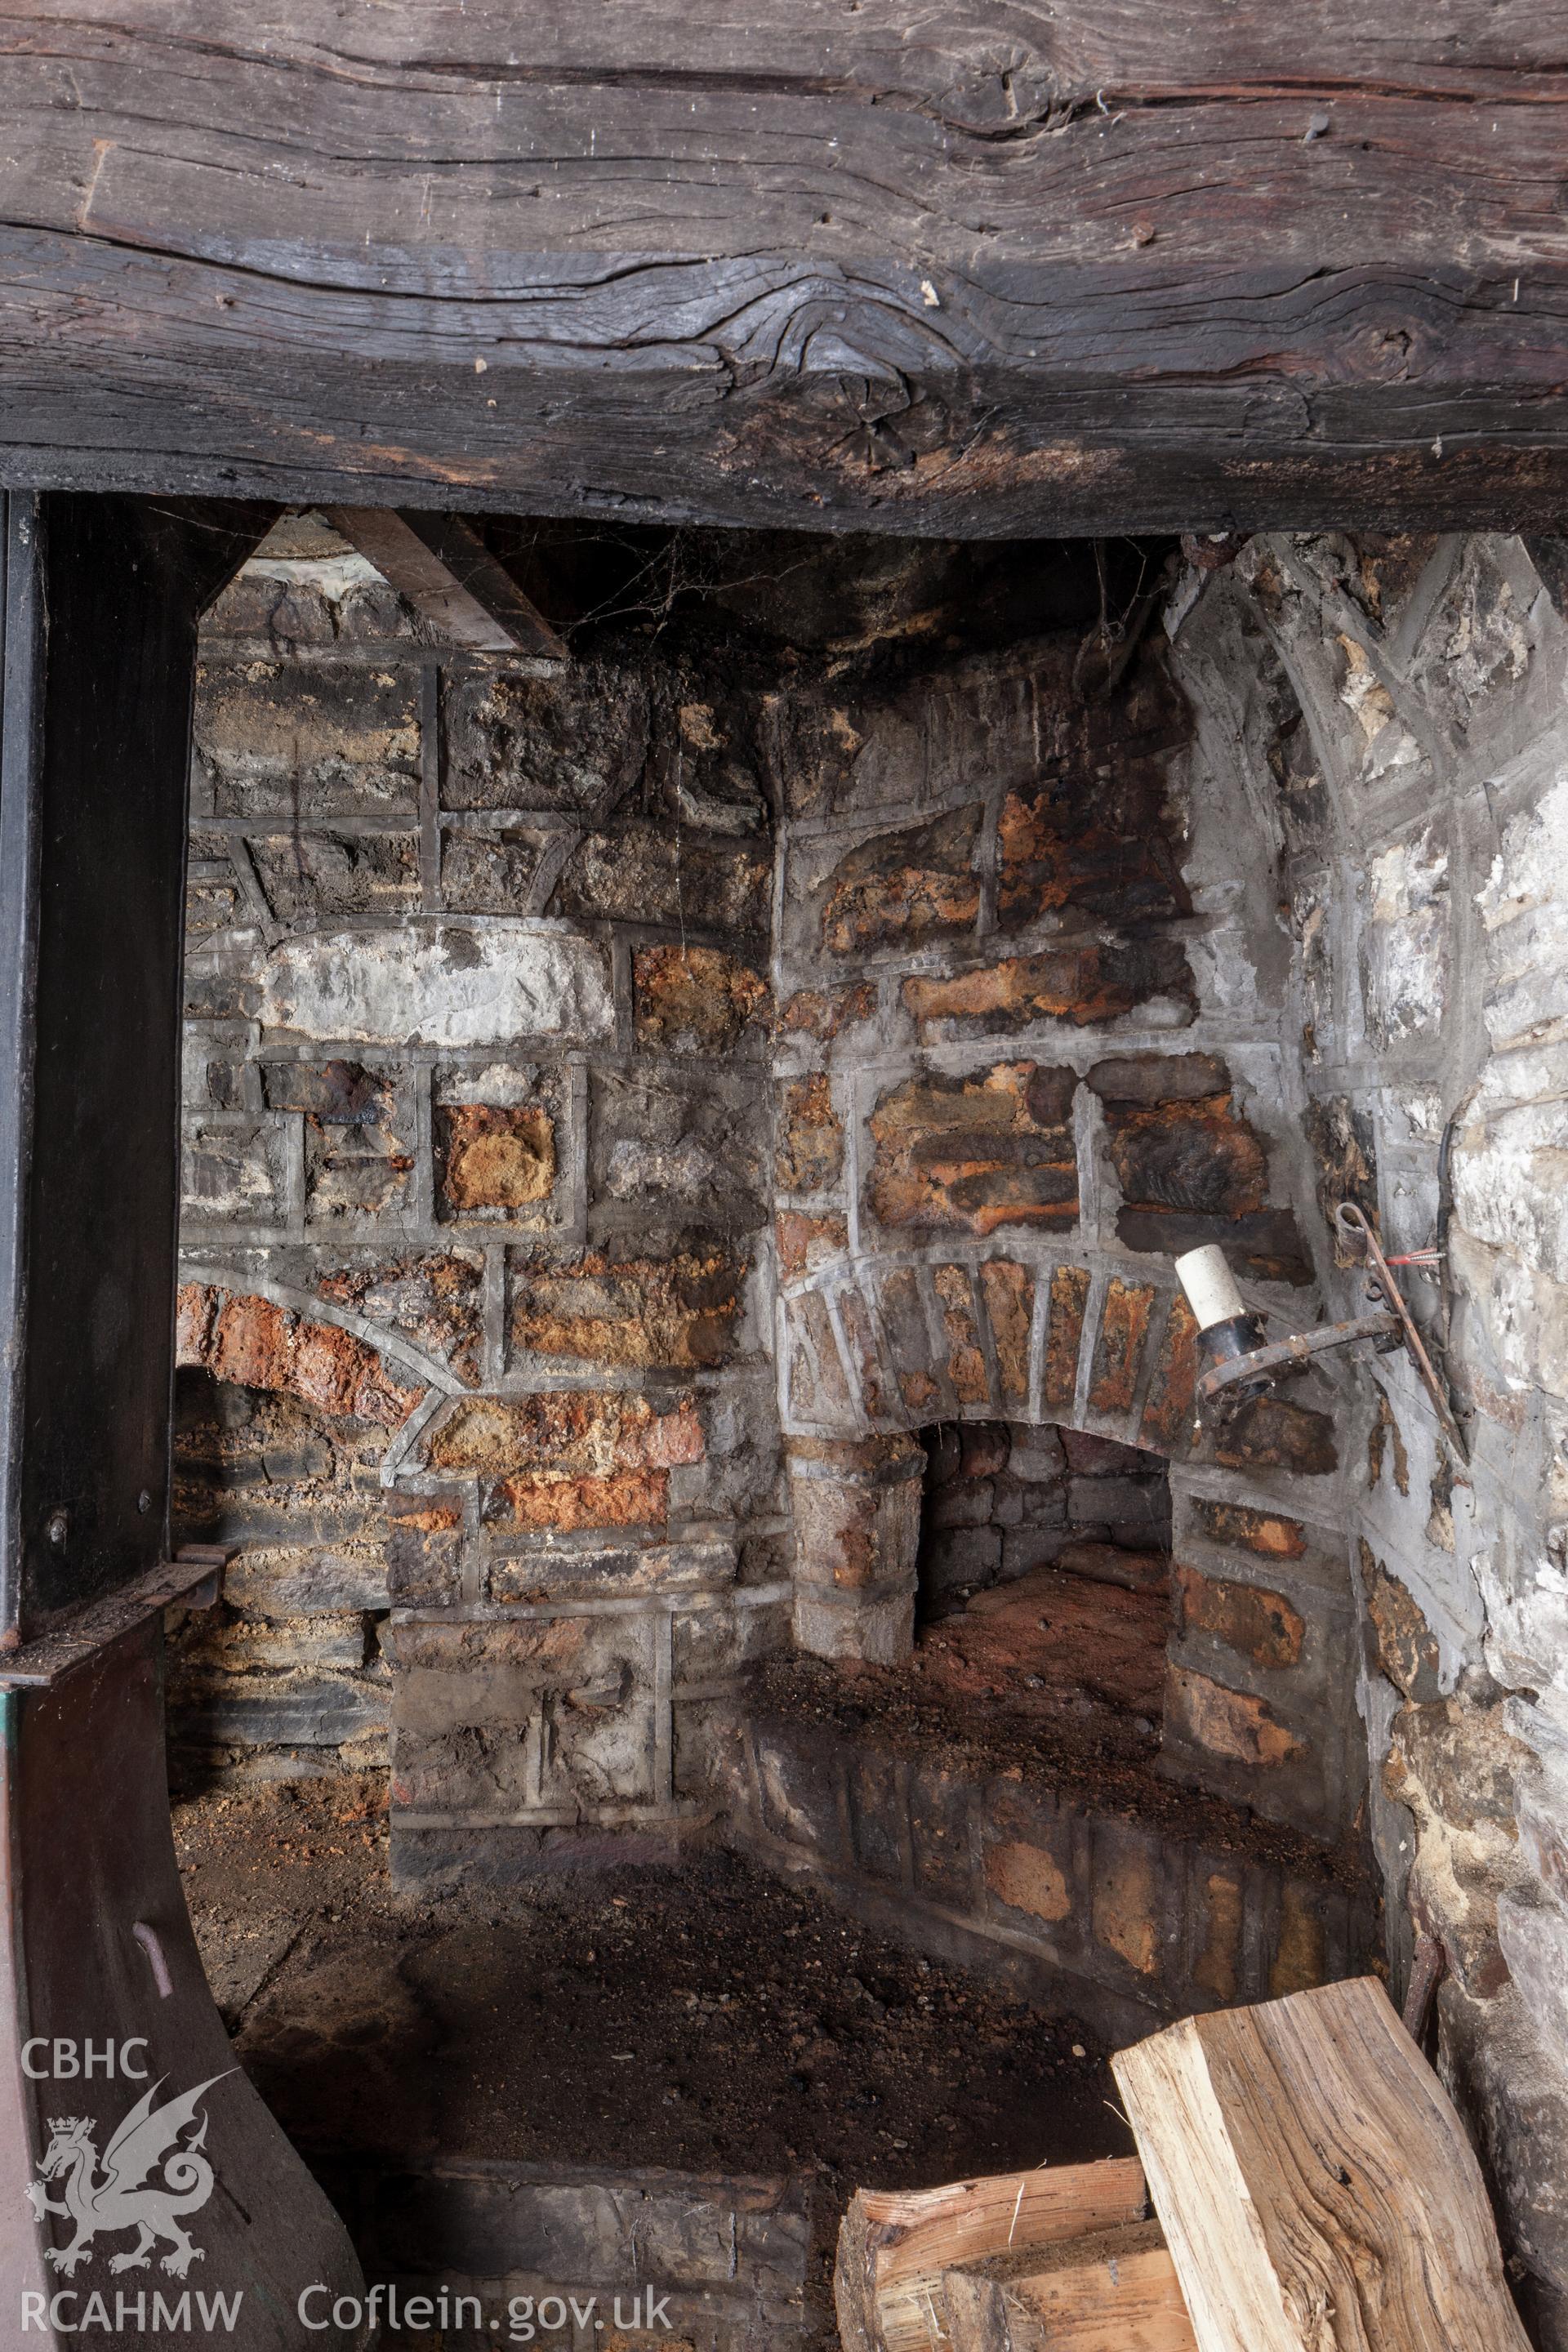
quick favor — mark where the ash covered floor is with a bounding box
[176,1780,1125,2336]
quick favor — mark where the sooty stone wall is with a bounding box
[172,514,786,1865]
[172,523,1359,1860]
[1177,533,1568,2335]
[914,1421,1171,1620]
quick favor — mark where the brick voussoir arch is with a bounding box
[779,1248,1202,1461]
[781,1245,1348,1664]
[175,1274,459,1441]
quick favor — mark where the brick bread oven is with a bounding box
[766,565,1359,1856]
[167,519,1568,2333]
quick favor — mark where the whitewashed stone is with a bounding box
[1454,1094,1568,1288]
[1361,828,1449,1045]
[1478,775,1568,936]
[255,921,613,1048]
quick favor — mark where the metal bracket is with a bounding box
[1196,1310,1401,1410]
[1334,1202,1469,1461]
[1195,1202,1469,1462]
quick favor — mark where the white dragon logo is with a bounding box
[24,2074,231,2278]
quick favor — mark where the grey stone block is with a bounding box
[180,1671,390,1746]
[1441,1980,1568,2300]
[909,1763,973,1906]
[920,1526,1002,1597]
[849,1748,910,1885]
[750,1722,846,1862]
[1498,1886,1568,2060]
[928,1479,995,1530]
[225,1546,390,1613]
[1006,1427,1067,1482]
[1067,1474,1166,1530]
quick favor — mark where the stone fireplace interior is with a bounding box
[159,511,1568,2346]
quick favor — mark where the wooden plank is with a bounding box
[8,60,1568,265]
[2,1,1565,114]
[835,2158,1149,2352]
[1111,1976,1534,2352]
[943,2221,1198,2352]
[326,509,566,658]
[0,10,1564,520]
[0,1551,228,1688]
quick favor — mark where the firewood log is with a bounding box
[1111,1976,1533,2352]
[833,2157,1147,2352]
[942,2219,1197,2351]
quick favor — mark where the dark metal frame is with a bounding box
[0,490,365,2345]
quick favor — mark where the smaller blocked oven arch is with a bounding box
[780,1249,1203,1464]
[913,1415,1172,1628]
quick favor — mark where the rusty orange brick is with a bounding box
[1091,1828,1160,1975]
[868,1062,1077,1239]
[774,1072,844,1192]
[1088,1278,1156,1415]
[903,938,1192,1039]
[1193,1499,1307,1560]
[210,1293,295,1390]
[1165,1664,1305,1768]
[176,1281,217,1366]
[1139,1296,1200,1454]
[1269,1882,1329,1997]
[819,805,982,956]
[202,1288,421,1428]
[385,1494,464,1532]
[634,942,769,1055]
[987,1838,1071,1923]
[440,1103,555,1211]
[512,1251,743,1370]
[774,1211,849,1281]
[980,1259,1034,1405]
[1174,1562,1305,1670]
[291,1318,375,1417]
[497,1468,669,1532]
[1042,1264,1091,1411]
[776,981,876,1042]
[430,1391,703,1477]
[933,1264,990,1406]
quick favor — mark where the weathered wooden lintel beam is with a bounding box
[4,3,1568,533]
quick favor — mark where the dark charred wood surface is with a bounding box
[4,5,1568,527]
[0,492,269,1638]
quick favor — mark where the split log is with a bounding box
[942,2220,1197,2352]
[834,2157,1147,2352]
[1111,1976,1533,2352]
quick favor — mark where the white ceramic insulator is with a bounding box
[1174,1243,1246,1332]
